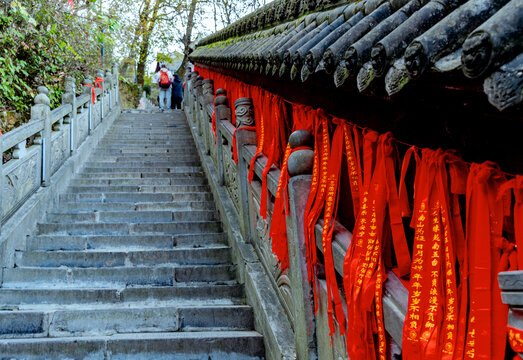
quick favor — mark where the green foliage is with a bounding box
[118,76,140,110]
[0,0,118,130]
[142,83,151,96]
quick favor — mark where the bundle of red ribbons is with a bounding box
[193,65,523,359]
[83,77,104,105]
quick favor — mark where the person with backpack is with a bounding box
[171,73,183,109]
[156,64,173,110]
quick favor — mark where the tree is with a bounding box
[178,0,197,79]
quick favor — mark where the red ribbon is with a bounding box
[344,133,393,360]
[499,176,523,270]
[464,162,507,360]
[508,326,523,355]
[94,77,104,91]
[303,110,329,315]
[84,83,96,104]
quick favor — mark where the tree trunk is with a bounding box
[135,0,162,85]
[179,0,198,79]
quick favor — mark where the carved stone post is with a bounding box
[105,68,112,111]
[83,76,94,135]
[112,63,119,106]
[96,70,104,121]
[499,271,523,358]
[286,130,316,360]
[214,90,231,186]
[32,87,51,187]
[202,79,215,155]
[234,97,257,241]
[194,76,204,136]
[62,77,77,153]
[187,71,199,117]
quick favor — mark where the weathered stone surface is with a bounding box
[288,129,314,149]
[287,149,314,176]
[235,97,255,127]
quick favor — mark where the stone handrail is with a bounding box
[0,65,119,230]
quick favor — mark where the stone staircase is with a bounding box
[0,111,265,359]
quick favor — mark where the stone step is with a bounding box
[84,160,201,168]
[37,220,222,236]
[59,192,213,203]
[46,210,217,224]
[87,155,200,163]
[27,233,227,251]
[0,284,244,305]
[70,178,207,186]
[17,245,229,267]
[4,264,234,286]
[0,305,253,338]
[95,146,196,152]
[0,331,264,359]
[97,142,195,148]
[66,185,210,194]
[98,148,197,155]
[76,172,205,179]
[101,135,192,140]
[99,137,194,142]
[58,201,216,212]
[82,166,202,174]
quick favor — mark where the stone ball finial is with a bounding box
[216,89,227,97]
[202,79,214,94]
[215,95,229,107]
[287,129,314,176]
[34,86,50,106]
[289,130,314,149]
[288,149,314,176]
[234,98,255,128]
[64,76,75,93]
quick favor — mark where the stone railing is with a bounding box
[184,69,411,360]
[0,65,120,265]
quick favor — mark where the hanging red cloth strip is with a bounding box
[94,77,104,91]
[344,133,399,360]
[464,162,507,360]
[508,326,523,355]
[84,83,96,104]
[499,175,523,270]
[343,122,362,217]
[318,119,347,336]
[211,97,217,142]
[303,110,330,314]
[342,128,379,307]
[269,104,315,271]
[401,149,464,359]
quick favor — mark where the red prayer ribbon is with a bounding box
[508,326,523,354]
[499,176,523,270]
[464,162,507,360]
[94,77,104,90]
[84,83,96,104]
